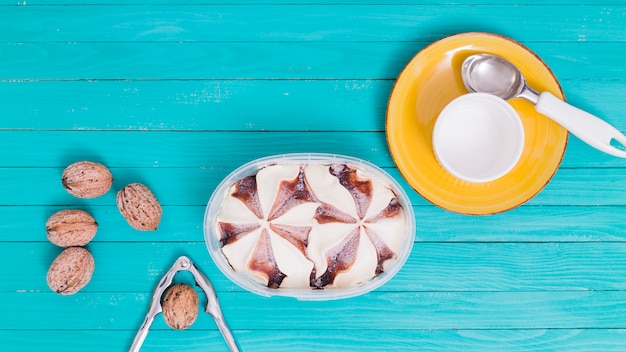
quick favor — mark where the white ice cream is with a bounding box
[215,162,408,290]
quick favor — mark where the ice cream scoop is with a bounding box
[462,53,626,158]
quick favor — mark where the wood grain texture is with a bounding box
[4,290,626,330]
[7,0,626,4]
[4,242,626,293]
[2,79,626,133]
[0,80,393,131]
[2,5,626,42]
[2,131,626,170]
[2,329,626,352]
[6,205,626,243]
[2,42,626,80]
[0,131,393,168]
[3,0,626,350]
[4,165,626,207]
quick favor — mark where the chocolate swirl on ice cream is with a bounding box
[329,163,373,219]
[268,166,318,221]
[231,175,264,219]
[215,162,407,290]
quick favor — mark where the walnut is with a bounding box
[162,283,199,330]
[62,161,113,198]
[46,247,95,295]
[116,183,162,230]
[46,209,98,247]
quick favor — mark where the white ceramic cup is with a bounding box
[432,93,525,183]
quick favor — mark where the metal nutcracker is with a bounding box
[129,256,240,352]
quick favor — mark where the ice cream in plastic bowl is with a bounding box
[203,153,415,300]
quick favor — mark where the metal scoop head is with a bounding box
[462,53,539,103]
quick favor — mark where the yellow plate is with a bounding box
[386,32,568,215]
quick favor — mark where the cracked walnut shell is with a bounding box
[162,283,199,330]
[46,247,95,295]
[62,161,113,198]
[46,209,98,247]
[116,183,162,230]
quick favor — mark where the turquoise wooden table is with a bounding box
[3,0,626,351]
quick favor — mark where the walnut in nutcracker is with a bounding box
[46,209,98,247]
[162,283,199,330]
[62,161,113,198]
[116,183,162,230]
[46,247,95,295]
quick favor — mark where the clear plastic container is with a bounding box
[203,153,415,300]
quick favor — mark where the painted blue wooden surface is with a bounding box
[2,1,626,351]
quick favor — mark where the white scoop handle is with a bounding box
[535,91,626,158]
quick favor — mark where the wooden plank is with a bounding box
[2,41,626,80]
[0,42,413,80]
[3,130,626,170]
[3,164,626,206]
[3,290,626,330]
[0,2,624,351]
[2,5,626,43]
[540,168,626,206]
[560,79,626,140]
[6,0,626,5]
[2,79,625,132]
[413,205,626,242]
[2,205,208,242]
[0,79,393,131]
[2,328,626,352]
[6,205,626,243]
[0,131,392,168]
[4,242,626,292]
